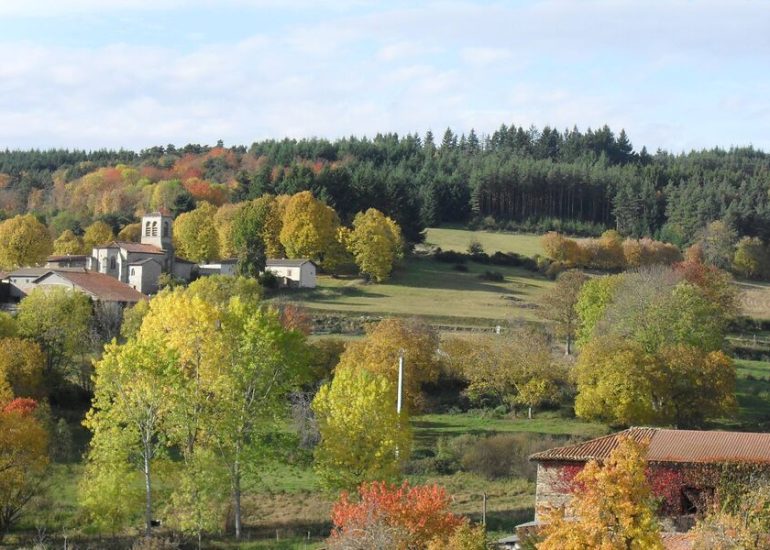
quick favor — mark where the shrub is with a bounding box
[452,263,468,272]
[435,250,468,264]
[467,239,485,255]
[479,270,504,282]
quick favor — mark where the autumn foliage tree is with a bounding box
[335,318,440,411]
[339,208,404,282]
[0,214,53,269]
[539,437,663,550]
[328,481,466,550]
[173,201,220,262]
[313,368,410,491]
[0,398,49,542]
[540,269,588,354]
[52,229,84,255]
[82,220,115,252]
[280,191,343,270]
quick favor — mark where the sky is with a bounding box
[1,0,769,152]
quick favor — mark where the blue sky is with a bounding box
[2,0,769,152]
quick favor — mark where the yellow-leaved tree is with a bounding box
[335,318,440,411]
[313,367,411,491]
[339,208,404,282]
[82,220,115,252]
[539,436,663,550]
[279,191,344,270]
[173,201,220,262]
[0,214,53,269]
[117,222,142,242]
[52,229,84,255]
[213,202,243,259]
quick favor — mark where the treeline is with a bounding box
[2,125,770,245]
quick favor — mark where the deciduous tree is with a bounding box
[313,368,411,490]
[82,220,115,252]
[173,201,220,262]
[0,214,53,269]
[83,339,180,536]
[280,191,342,270]
[329,481,465,550]
[335,318,439,411]
[340,208,404,282]
[52,229,84,255]
[0,338,45,401]
[16,287,93,386]
[541,270,588,354]
[0,399,49,543]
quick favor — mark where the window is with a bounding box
[145,221,152,236]
[110,257,116,270]
[163,221,169,237]
[151,221,158,237]
[131,268,135,276]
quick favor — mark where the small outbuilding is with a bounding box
[265,259,317,288]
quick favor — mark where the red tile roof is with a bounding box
[35,270,146,303]
[531,427,770,465]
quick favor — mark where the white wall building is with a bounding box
[265,259,317,288]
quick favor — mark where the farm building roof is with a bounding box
[530,427,770,465]
[34,270,146,303]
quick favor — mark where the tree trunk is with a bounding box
[233,460,242,539]
[565,334,572,356]
[143,440,153,537]
[528,406,532,420]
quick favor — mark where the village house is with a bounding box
[0,267,144,306]
[265,258,317,288]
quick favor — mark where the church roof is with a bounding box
[108,241,165,254]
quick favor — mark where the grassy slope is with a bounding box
[280,256,552,324]
[733,359,770,428]
[424,227,544,257]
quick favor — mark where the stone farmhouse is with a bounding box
[265,259,317,288]
[521,428,770,536]
[497,428,770,549]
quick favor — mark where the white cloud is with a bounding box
[0,1,769,150]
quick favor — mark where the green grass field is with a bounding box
[424,227,544,257]
[277,256,552,325]
[733,358,770,428]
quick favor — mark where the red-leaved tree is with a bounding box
[329,481,465,549]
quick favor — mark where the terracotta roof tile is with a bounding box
[36,270,146,303]
[110,241,165,254]
[531,427,770,464]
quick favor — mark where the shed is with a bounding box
[265,259,317,288]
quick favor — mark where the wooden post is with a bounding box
[482,492,487,526]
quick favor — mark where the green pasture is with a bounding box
[424,227,544,257]
[281,256,552,324]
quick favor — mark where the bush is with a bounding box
[467,239,485,255]
[435,250,468,264]
[479,270,504,282]
[258,270,279,289]
[452,263,468,272]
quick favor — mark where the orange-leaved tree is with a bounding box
[0,398,49,542]
[538,436,663,550]
[329,481,467,550]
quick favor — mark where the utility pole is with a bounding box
[397,350,404,415]
[395,350,404,460]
